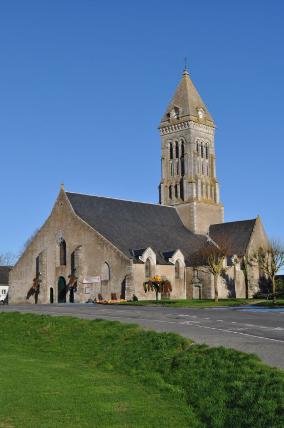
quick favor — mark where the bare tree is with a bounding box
[0,252,17,266]
[191,238,229,302]
[254,240,284,304]
[240,255,253,299]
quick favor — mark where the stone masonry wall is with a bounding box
[9,189,130,304]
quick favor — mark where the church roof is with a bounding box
[66,192,207,265]
[160,70,214,127]
[0,266,12,285]
[209,219,257,256]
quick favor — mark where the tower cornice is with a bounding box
[159,120,215,136]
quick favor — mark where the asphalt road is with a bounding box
[1,303,284,369]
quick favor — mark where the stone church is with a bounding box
[9,69,268,304]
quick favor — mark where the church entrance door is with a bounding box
[58,277,67,303]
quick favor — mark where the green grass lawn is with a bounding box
[118,298,284,308]
[0,313,284,428]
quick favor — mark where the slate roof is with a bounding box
[66,192,207,265]
[209,219,257,256]
[160,70,214,126]
[0,266,12,285]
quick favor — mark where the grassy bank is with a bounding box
[0,313,283,427]
[118,298,284,308]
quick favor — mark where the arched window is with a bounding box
[145,258,151,278]
[169,143,173,160]
[169,186,172,200]
[175,184,178,198]
[180,158,184,176]
[180,179,184,201]
[176,159,179,175]
[196,142,199,154]
[201,145,204,158]
[101,262,110,282]
[71,251,76,274]
[175,260,181,279]
[60,240,66,266]
[170,160,174,176]
[181,141,185,157]
[175,141,179,158]
[36,255,40,276]
[181,158,185,176]
[205,144,209,159]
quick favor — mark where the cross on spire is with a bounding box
[183,57,189,75]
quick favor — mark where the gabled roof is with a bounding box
[160,70,214,127]
[209,219,257,256]
[66,192,207,265]
[0,266,12,285]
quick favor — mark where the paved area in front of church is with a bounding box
[1,304,284,369]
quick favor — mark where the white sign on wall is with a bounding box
[82,276,101,284]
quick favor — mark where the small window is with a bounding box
[60,240,67,266]
[201,145,204,158]
[206,145,209,159]
[175,260,181,279]
[145,258,151,278]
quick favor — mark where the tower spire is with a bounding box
[160,67,214,126]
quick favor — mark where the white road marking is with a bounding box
[180,321,202,325]
[195,325,284,343]
[178,314,198,319]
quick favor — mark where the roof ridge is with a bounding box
[66,191,175,208]
[210,218,257,227]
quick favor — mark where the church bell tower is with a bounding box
[159,68,224,234]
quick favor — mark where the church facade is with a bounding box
[9,70,268,304]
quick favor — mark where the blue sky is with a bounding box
[0,0,283,256]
